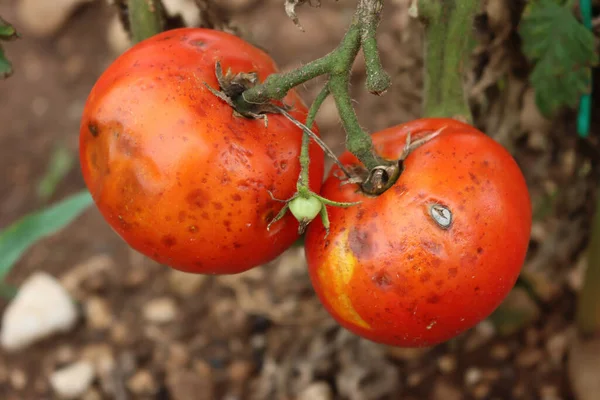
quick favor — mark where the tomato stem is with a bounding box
[127,0,164,43]
[299,85,331,188]
[415,0,478,123]
[238,0,398,194]
[576,188,600,337]
[358,0,391,95]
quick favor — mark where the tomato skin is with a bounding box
[79,28,324,274]
[305,118,531,347]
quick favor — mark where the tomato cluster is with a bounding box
[80,28,531,347]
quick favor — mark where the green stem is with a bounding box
[576,188,600,337]
[242,56,332,104]
[357,0,391,95]
[236,0,395,192]
[128,0,164,43]
[417,0,478,122]
[299,86,331,188]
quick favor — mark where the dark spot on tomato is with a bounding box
[88,122,99,137]
[189,39,206,47]
[348,228,376,259]
[187,189,208,209]
[448,268,458,278]
[435,279,444,287]
[372,271,392,288]
[420,272,432,283]
[477,247,484,254]
[279,160,288,170]
[427,294,441,304]
[407,254,414,261]
[394,184,408,195]
[189,225,198,233]
[421,239,441,255]
[212,202,223,210]
[220,172,231,185]
[201,212,209,220]
[165,216,172,222]
[224,220,232,232]
[460,254,478,267]
[233,242,242,249]
[266,144,277,161]
[178,211,187,222]
[232,194,242,201]
[264,209,275,223]
[162,235,177,248]
[469,172,480,185]
[356,208,365,220]
[474,286,480,293]
[371,211,379,218]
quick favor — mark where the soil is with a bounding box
[0,0,599,399]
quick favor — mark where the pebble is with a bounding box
[472,383,491,400]
[546,332,568,365]
[10,369,27,390]
[516,348,543,368]
[168,270,208,297]
[49,361,95,399]
[85,297,112,330]
[432,379,462,400]
[1,272,78,351]
[464,367,483,386]
[437,354,457,374]
[298,382,333,400]
[127,370,157,395]
[143,297,178,324]
[17,0,95,37]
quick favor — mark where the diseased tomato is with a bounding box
[305,118,531,347]
[80,28,324,274]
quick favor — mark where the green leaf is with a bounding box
[519,0,598,116]
[0,191,93,281]
[37,144,76,201]
[0,17,18,79]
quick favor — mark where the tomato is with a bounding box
[305,118,531,347]
[80,28,324,274]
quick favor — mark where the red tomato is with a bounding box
[305,118,531,347]
[80,28,324,274]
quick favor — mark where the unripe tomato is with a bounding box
[305,118,531,347]
[80,28,324,274]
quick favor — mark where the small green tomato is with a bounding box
[289,195,322,222]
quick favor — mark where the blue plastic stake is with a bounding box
[577,0,593,138]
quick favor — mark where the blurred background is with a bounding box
[0,0,599,399]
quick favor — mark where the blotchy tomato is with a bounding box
[80,28,324,274]
[305,118,531,347]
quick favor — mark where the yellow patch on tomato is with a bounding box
[318,230,370,329]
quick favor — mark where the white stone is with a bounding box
[50,361,95,399]
[1,272,78,351]
[143,297,177,324]
[17,0,95,37]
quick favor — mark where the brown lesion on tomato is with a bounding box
[372,270,393,288]
[161,234,177,248]
[88,122,99,137]
[427,294,441,304]
[186,188,209,209]
[348,228,377,260]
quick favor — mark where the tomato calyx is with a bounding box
[338,126,446,196]
[268,187,360,236]
[205,61,289,123]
